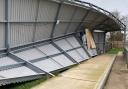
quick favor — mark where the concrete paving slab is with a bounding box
[32,54,115,89]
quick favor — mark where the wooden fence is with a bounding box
[111,41,125,48]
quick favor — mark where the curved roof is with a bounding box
[51,0,125,35]
[0,0,124,86]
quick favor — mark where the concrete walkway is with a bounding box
[104,52,128,89]
[32,54,116,89]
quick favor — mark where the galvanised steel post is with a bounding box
[5,0,10,53]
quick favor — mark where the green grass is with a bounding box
[107,48,123,54]
[0,77,47,89]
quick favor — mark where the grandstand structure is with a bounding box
[0,0,126,85]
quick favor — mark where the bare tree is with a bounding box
[109,11,127,41]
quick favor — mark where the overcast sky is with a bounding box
[81,0,128,16]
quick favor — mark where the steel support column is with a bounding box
[124,27,126,48]
[103,32,107,53]
[5,0,10,53]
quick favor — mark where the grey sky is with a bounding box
[81,0,128,16]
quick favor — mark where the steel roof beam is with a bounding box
[0,30,86,53]
[51,41,80,64]
[65,38,85,59]
[0,62,25,71]
[0,20,110,23]
[75,9,91,32]
[30,44,88,63]
[30,53,62,63]
[93,18,109,30]
[87,14,103,29]
[72,0,126,29]
[34,47,65,67]
[8,53,55,77]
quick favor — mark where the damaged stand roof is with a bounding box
[0,0,125,86]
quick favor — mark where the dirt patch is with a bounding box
[104,54,128,89]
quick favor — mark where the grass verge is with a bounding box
[107,48,123,54]
[0,77,47,89]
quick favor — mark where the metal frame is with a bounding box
[0,43,87,73]
[93,18,109,30]
[74,35,91,57]
[0,20,113,23]
[0,0,125,86]
[87,14,102,29]
[30,53,62,63]
[35,47,64,67]
[51,41,79,64]
[0,0,125,54]
[8,53,55,77]
[67,0,126,29]
[5,0,10,53]
[0,62,25,71]
[75,9,91,32]
[65,38,85,59]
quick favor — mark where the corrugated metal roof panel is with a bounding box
[33,58,62,72]
[0,23,5,49]
[66,36,80,48]
[76,48,89,60]
[38,44,60,55]
[53,23,69,38]
[52,55,74,67]
[37,0,58,21]
[67,51,84,62]
[0,0,5,21]
[9,23,34,47]
[58,4,76,21]
[34,23,53,41]
[0,66,37,79]
[8,0,37,21]
[15,48,45,61]
[55,39,72,50]
[0,57,18,67]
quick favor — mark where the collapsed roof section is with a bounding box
[53,0,126,32]
[0,0,125,86]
